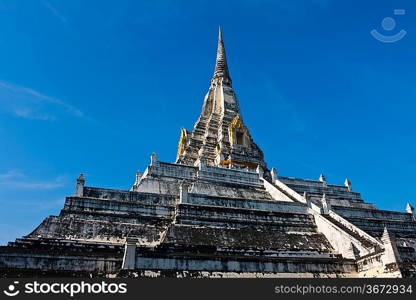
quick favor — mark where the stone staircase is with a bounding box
[321,214,378,249]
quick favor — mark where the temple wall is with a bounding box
[64,196,175,217]
[190,181,271,200]
[333,206,413,222]
[175,204,316,232]
[184,194,306,213]
[198,164,262,187]
[0,252,121,274]
[136,178,182,195]
[119,270,354,278]
[28,216,168,245]
[147,162,198,180]
[131,255,356,276]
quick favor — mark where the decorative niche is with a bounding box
[229,115,250,148]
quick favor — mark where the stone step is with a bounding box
[176,204,317,231]
[163,225,333,252]
[64,197,175,217]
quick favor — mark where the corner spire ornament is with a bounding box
[271,168,278,181]
[381,226,394,244]
[344,178,352,191]
[75,173,85,197]
[321,193,330,214]
[150,152,158,166]
[319,174,326,184]
[131,171,142,192]
[406,203,414,214]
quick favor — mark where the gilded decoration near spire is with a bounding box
[229,115,250,147]
[176,128,188,160]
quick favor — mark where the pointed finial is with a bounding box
[303,191,311,206]
[150,152,157,166]
[321,193,330,214]
[135,171,142,185]
[319,173,326,183]
[135,171,141,182]
[256,165,263,178]
[406,202,414,214]
[381,226,394,244]
[380,226,401,265]
[344,178,352,191]
[131,171,142,192]
[347,242,360,259]
[77,173,85,183]
[212,27,231,85]
[75,173,85,197]
[271,167,278,181]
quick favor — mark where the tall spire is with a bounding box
[212,26,231,85]
[176,28,266,170]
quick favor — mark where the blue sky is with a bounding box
[0,0,415,245]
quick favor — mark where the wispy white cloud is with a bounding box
[14,107,58,121]
[0,170,65,190]
[0,170,24,180]
[41,0,67,24]
[0,80,84,121]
